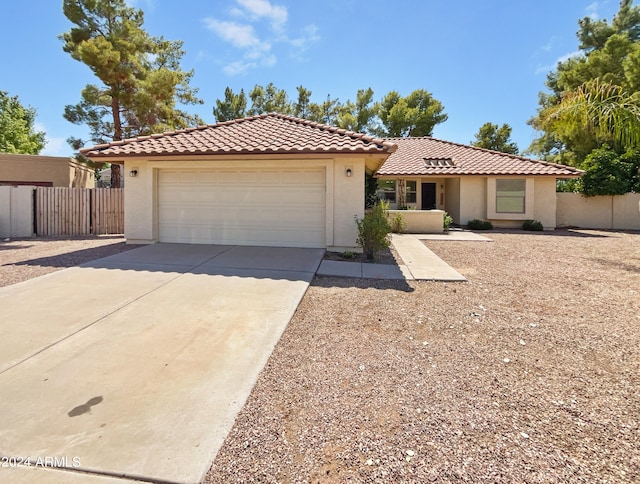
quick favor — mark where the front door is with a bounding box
[421,182,436,210]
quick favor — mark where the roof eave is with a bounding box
[375,171,584,177]
[83,147,395,162]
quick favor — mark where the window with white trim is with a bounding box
[496,179,526,213]
[406,180,417,204]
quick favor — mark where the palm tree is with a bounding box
[541,79,640,151]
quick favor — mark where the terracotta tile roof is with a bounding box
[80,113,397,158]
[376,137,583,177]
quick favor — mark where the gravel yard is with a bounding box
[1,232,638,482]
[0,236,138,288]
[207,229,640,483]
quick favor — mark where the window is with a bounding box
[377,179,396,203]
[496,179,526,213]
[406,180,417,204]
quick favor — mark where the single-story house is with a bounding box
[0,152,95,188]
[376,137,583,229]
[81,113,396,249]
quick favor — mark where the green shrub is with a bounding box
[467,219,493,230]
[355,200,392,261]
[342,250,356,259]
[390,212,406,234]
[443,212,453,233]
[556,178,581,193]
[522,219,544,231]
[581,147,640,196]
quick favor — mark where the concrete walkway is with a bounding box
[317,233,470,281]
[392,234,466,281]
[0,244,324,484]
[414,229,493,242]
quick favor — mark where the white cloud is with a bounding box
[236,0,287,30]
[41,136,69,157]
[204,19,261,48]
[535,64,553,76]
[586,1,600,19]
[534,50,584,76]
[557,50,583,64]
[203,0,319,76]
[125,0,155,10]
[288,24,320,49]
[32,122,71,157]
[260,53,277,67]
[541,37,555,52]
[224,60,257,75]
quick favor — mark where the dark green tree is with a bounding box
[581,146,640,195]
[540,79,640,153]
[307,94,342,125]
[292,85,313,118]
[213,87,247,122]
[472,122,519,154]
[212,85,447,138]
[336,88,379,133]
[61,0,203,187]
[247,83,291,116]
[377,89,447,137]
[528,0,640,165]
[0,91,46,154]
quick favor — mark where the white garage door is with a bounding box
[158,168,326,247]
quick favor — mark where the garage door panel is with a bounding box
[158,168,326,248]
[159,225,325,246]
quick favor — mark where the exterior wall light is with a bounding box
[346,168,352,177]
[129,169,138,177]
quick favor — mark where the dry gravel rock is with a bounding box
[2,231,638,482]
[0,236,138,288]
[207,229,640,483]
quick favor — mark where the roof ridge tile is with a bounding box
[376,136,583,177]
[80,113,397,158]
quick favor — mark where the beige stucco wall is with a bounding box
[69,160,96,188]
[444,178,460,223]
[485,176,557,230]
[122,155,371,249]
[0,185,34,237]
[487,177,535,222]
[0,153,94,188]
[459,176,487,224]
[557,192,640,230]
[388,209,444,233]
[533,177,557,229]
[123,159,155,243]
[332,158,365,249]
[379,175,567,230]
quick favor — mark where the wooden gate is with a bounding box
[92,188,124,234]
[35,187,124,236]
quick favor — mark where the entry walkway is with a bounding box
[317,232,486,281]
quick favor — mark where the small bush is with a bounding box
[522,219,544,231]
[342,250,356,259]
[355,200,392,261]
[390,213,406,234]
[443,212,453,233]
[467,219,493,230]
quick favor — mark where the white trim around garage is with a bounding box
[156,167,327,248]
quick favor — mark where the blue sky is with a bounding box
[0,0,623,157]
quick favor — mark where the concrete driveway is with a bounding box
[0,244,324,483]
